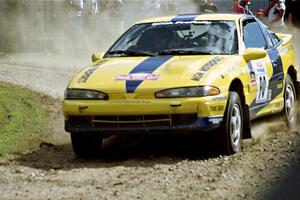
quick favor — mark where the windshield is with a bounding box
[106,20,238,57]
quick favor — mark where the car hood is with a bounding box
[69,55,239,94]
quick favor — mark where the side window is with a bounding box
[267,28,281,46]
[243,20,267,49]
[258,21,274,49]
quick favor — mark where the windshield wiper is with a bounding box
[108,50,156,57]
[158,50,213,55]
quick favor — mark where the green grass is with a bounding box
[0,82,47,156]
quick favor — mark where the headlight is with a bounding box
[64,89,108,100]
[155,86,220,98]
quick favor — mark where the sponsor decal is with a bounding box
[210,105,224,111]
[275,102,282,108]
[78,60,109,83]
[153,21,209,26]
[108,100,151,104]
[191,71,206,81]
[202,57,223,71]
[116,73,160,81]
[173,21,208,25]
[191,57,224,81]
[208,117,223,124]
[171,14,199,22]
[250,71,257,86]
[152,22,174,26]
[257,62,263,68]
[78,67,98,83]
[251,60,269,104]
[126,56,172,93]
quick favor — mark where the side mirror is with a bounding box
[243,48,267,62]
[91,52,105,63]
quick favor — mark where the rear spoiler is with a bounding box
[276,33,292,46]
[275,34,300,98]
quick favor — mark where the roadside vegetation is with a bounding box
[0,81,49,156]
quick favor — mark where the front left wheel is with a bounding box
[71,132,103,159]
[219,91,243,155]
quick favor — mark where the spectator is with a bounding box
[266,0,286,28]
[83,0,99,16]
[200,0,218,14]
[265,0,275,17]
[286,0,300,26]
[232,0,245,14]
[103,0,124,18]
[67,0,84,17]
[240,0,253,15]
[256,8,267,24]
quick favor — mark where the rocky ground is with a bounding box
[0,53,300,200]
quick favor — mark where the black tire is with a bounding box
[71,132,103,159]
[283,74,297,129]
[219,91,243,155]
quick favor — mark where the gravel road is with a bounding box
[0,53,299,200]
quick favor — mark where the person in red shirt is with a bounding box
[232,0,245,14]
[265,0,276,17]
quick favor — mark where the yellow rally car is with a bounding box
[63,14,299,158]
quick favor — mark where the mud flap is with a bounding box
[296,81,300,124]
[295,81,300,100]
[243,105,252,139]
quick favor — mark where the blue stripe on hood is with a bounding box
[126,56,172,93]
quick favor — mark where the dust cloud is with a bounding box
[0,0,198,58]
[284,24,300,66]
[250,117,287,145]
[291,27,300,65]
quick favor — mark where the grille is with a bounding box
[68,114,197,128]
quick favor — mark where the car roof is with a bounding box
[136,13,246,24]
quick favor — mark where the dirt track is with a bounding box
[0,53,300,200]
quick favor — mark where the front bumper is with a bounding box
[63,95,227,134]
[65,115,223,134]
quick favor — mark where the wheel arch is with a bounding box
[229,79,245,106]
[229,78,252,139]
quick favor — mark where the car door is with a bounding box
[259,23,285,113]
[242,18,274,119]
